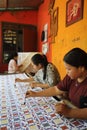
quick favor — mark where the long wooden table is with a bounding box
[0,73,87,130]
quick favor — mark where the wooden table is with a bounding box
[0,73,87,130]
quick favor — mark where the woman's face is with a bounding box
[64,62,83,79]
[31,61,42,72]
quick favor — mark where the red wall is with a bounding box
[0,11,37,25]
[0,1,52,72]
[23,28,37,52]
[37,0,52,61]
[0,11,38,72]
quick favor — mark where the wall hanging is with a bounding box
[48,0,58,43]
[66,0,84,26]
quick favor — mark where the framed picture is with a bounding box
[42,42,49,54]
[66,0,84,26]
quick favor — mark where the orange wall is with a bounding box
[51,0,87,79]
[0,0,87,77]
[37,0,87,79]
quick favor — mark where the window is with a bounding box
[2,22,23,63]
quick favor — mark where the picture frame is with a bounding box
[66,0,84,26]
[42,42,49,54]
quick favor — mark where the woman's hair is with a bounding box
[12,52,18,58]
[8,52,18,62]
[63,48,87,69]
[31,53,49,80]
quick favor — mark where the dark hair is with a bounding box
[31,54,49,80]
[13,52,18,57]
[63,48,87,69]
[8,52,18,62]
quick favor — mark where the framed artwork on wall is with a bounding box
[66,0,84,26]
[42,43,49,54]
[41,24,48,43]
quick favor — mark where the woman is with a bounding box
[26,48,87,119]
[15,53,60,88]
[8,52,22,73]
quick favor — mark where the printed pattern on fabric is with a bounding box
[0,73,87,130]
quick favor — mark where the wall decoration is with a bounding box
[48,0,58,43]
[42,42,49,54]
[41,24,48,43]
[66,0,84,26]
[44,24,48,42]
[41,30,45,42]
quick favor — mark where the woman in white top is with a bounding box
[8,52,22,73]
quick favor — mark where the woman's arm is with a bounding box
[15,77,34,82]
[26,86,64,97]
[69,108,87,119]
[55,103,87,119]
[18,64,23,68]
[30,82,50,89]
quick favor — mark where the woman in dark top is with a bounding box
[26,48,87,119]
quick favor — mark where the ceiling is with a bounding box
[0,0,44,11]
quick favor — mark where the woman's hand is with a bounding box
[55,102,71,117]
[18,64,23,68]
[25,90,37,97]
[30,82,37,88]
[15,78,22,82]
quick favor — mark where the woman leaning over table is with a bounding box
[26,48,87,119]
[15,53,61,89]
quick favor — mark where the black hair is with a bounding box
[31,54,49,80]
[13,52,18,58]
[63,48,87,69]
[8,52,18,62]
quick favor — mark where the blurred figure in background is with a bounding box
[8,52,22,73]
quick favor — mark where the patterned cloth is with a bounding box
[34,63,60,86]
[0,73,87,130]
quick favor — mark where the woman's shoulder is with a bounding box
[9,59,16,65]
[47,63,55,68]
[47,63,58,71]
[9,59,15,63]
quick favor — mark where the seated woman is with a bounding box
[8,52,22,73]
[15,53,61,88]
[25,48,87,119]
